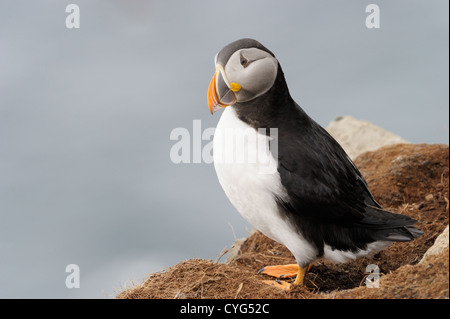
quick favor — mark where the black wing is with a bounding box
[275,112,378,223]
[272,105,421,253]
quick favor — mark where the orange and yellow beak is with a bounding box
[207,66,240,114]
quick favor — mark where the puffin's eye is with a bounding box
[240,56,250,68]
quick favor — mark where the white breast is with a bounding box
[213,107,317,266]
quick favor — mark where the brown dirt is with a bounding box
[117,143,449,299]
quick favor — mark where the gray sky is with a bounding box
[0,0,448,298]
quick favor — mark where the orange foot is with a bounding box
[258,264,312,289]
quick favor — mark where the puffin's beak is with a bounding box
[207,65,237,114]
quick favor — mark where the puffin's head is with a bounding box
[207,38,279,114]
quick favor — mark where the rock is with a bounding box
[326,116,408,160]
[225,238,246,263]
[419,225,449,265]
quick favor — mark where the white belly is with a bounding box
[213,107,317,265]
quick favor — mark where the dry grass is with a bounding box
[117,144,449,299]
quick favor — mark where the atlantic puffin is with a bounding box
[207,38,422,287]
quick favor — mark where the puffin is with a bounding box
[207,38,422,288]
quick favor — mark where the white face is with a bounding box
[223,48,278,103]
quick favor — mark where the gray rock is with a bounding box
[326,116,409,160]
[419,225,449,265]
[225,238,247,263]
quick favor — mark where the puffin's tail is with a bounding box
[358,206,423,242]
